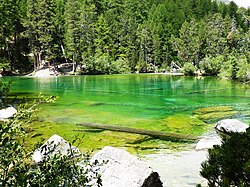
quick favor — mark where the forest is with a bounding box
[0,0,249,81]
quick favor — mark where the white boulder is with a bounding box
[195,135,222,150]
[90,146,162,187]
[215,119,249,134]
[0,106,17,119]
[33,134,81,163]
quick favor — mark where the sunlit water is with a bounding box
[5,74,250,125]
[2,74,250,186]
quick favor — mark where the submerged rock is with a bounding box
[32,134,81,162]
[193,106,238,122]
[215,119,249,133]
[0,106,17,119]
[164,114,205,132]
[90,146,163,187]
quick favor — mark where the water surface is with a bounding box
[3,74,250,152]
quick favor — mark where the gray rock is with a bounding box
[195,135,222,150]
[90,146,162,187]
[0,106,17,119]
[32,134,81,162]
[215,119,249,134]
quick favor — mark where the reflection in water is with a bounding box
[4,74,250,125]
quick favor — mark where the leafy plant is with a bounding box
[201,55,224,76]
[200,128,250,187]
[236,55,250,83]
[182,62,197,75]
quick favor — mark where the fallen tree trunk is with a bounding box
[77,122,199,141]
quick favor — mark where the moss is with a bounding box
[193,106,238,122]
[193,106,233,115]
[163,114,206,135]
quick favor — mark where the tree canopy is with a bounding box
[0,0,249,81]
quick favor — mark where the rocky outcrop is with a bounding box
[90,146,163,187]
[33,67,59,77]
[215,119,249,134]
[32,134,81,162]
[195,119,249,150]
[0,106,17,119]
[195,135,222,150]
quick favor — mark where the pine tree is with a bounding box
[64,0,82,72]
[25,0,57,70]
[0,0,19,69]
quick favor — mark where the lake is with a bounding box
[2,74,250,153]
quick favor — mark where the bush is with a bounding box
[201,55,224,76]
[182,62,197,75]
[200,128,250,187]
[109,58,131,74]
[236,55,250,83]
[85,54,109,74]
[135,60,151,73]
[219,54,237,79]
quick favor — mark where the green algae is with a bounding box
[193,106,239,122]
[163,114,206,136]
[3,75,249,155]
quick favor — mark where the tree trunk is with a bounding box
[77,122,198,141]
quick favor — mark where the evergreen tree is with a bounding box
[25,0,57,70]
[171,19,202,66]
[0,0,19,69]
[64,0,82,72]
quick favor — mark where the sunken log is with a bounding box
[77,122,198,141]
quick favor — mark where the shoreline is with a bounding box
[144,147,208,187]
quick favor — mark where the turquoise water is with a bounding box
[2,74,250,151]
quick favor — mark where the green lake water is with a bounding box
[3,74,250,153]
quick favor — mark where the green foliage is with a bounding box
[0,81,11,108]
[64,0,82,65]
[182,62,197,75]
[0,83,102,186]
[0,0,250,78]
[201,55,224,75]
[86,54,111,74]
[0,58,11,71]
[200,128,250,186]
[109,58,131,74]
[236,55,250,82]
[219,54,237,79]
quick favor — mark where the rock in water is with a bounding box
[90,146,163,187]
[0,106,17,119]
[195,135,222,150]
[215,119,249,134]
[33,134,81,163]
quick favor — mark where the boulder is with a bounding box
[0,106,17,119]
[90,146,163,187]
[215,119,249,134]
[32,134,81,163]
[195,135,222,150]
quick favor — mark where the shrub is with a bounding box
[219,54,237,79]
[182,62,197,75]
[236,55,250,83]
[201,55,224,76]
[200,128,250,187]
[109,58,131,74]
